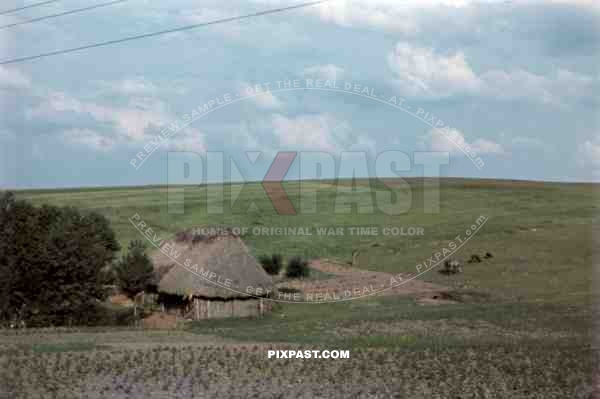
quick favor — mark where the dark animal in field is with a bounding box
[468,254,482,263]
[484,252,493,259]
[439,258,462,275]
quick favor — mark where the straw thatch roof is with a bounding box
[152,228,273,299]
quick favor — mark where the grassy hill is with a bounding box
[18,178,597,304]
[4,178,596,397]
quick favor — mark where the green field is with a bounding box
[3,178,597,398]
[19,178,596,303]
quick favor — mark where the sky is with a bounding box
[1,0,599,188]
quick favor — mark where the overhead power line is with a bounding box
[0,0,328,65]
[0,0,127,30]
[0,0,61,16]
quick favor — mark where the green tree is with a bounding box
[114,240,155,297]
[0,192,120,326]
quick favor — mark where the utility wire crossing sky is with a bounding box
[0,0,62,16]
[0,0,328,65]
[0,0,128,30]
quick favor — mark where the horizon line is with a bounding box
[3,175,599,192]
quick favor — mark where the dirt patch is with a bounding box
[460,179,549,189]
[108,294,133,307]
[276,258,447,300]
[142,313,177,329]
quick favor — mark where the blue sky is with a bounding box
[1,0,599,188]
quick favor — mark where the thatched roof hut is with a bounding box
[151,227,273,319]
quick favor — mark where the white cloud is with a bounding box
[101,78,157,95]
[240,82,283,109]
[549,0,600,10]
[388,42,595,105]
[388,43,480,98]
[252,91,283,109]
[471,138,505,154]
[30,91,208,152]
[97,77,188,96]
[62,129,115,151]
[480,69,551,103]
[31,91,170,141]
[482,67,594,107]
[304,64,345,81]
[45,93,206,152]
[163,127,206,152]
[579,137,600,169]
[271,113,375,152]
[330,121,376,152]
[272,113,338,150]
[253,0,599,36]
[0,66,30,89]
[253,0,477,35]
[421,128,505,155]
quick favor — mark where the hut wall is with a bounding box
[169,297,269,320]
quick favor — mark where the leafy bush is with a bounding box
[0,191,120,326]
[114,240,155,297]
[259,254,282,275]
[285,256,310,278]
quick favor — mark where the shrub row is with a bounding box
[259,254,310,278]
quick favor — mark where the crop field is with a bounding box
[4,178,598,398]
